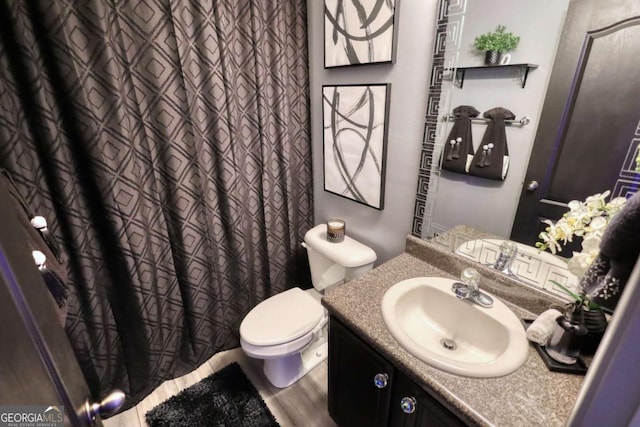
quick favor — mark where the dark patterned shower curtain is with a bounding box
[0,0,311,408]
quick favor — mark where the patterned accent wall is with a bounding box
[412,0,466,238]
[613,118,640,198]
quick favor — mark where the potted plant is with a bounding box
[473,25,521,65]
[550,280,608,355]
[538,190,628,354]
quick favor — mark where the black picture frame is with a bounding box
[324,0,399,68]
[322,84,391,210]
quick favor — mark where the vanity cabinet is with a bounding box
[328,316,394,427]
[328,317,471,427]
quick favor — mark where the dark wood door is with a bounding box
[388,373,469,427]
[328,317,394,427]
[511,0,640,246]
[0,180,110,426]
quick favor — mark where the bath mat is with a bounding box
[145,362,279,427]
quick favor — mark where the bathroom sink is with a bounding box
[455,239,579,297]
[381,277,528,378]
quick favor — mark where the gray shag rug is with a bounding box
[145,362,279,427]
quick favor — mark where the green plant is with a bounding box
[473,25,520,53]
[550,280,601,311]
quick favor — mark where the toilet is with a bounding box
[239,223,376,388]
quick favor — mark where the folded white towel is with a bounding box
[526,309,563,346]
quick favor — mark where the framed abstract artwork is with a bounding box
[322,84,391,210]
[324,0,399,68]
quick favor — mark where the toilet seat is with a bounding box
[240,318,321,359]
[240,287,324,347]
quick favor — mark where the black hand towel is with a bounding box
[582,191,640,311]
[441,105,480,174]
[468,107,515,181]
[0,170,69,325]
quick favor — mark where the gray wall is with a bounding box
[308,0,438,264]
[431,0,569,237]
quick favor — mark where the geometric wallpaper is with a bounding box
[412,0,466,238]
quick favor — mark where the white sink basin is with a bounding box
[381,277,528,378]
[455,239,579,298]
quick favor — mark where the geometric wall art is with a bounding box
[322,84,391,209]
[413,0,466,237]
[324,0,398,67]
[612,117,640,199]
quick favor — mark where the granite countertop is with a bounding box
[322,234,585,427]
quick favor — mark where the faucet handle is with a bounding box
[460,268,480,291]
[499,241,518,258]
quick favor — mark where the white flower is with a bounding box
[565,209,588,224]
[567,200,583,211]
[567,251,598,277]
[585,190,610,211]
[537,190,629,282]
[581,234,601,253]
[588,216,608,232]
[538,229,563,254]
[606,197,627,215]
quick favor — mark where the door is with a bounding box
[511,0,640,246]
[388,373,469,427]
[0,180,121,426]
[328,317,394,427]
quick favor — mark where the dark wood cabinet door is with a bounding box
[328,317,394,427]
[389,374,469,427]
[511,0,640,245]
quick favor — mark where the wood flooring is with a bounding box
[102,347,337,427]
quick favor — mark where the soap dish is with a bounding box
[522,319,588,376]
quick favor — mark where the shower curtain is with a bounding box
[0,0,311,408]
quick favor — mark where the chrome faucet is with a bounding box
[491,241,518,277]
[451,268,493,308]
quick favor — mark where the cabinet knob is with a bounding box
[400,396,417,414]
[526,180,539,191]
[373,373,389,389]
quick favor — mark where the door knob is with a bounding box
[526,180,539,191]
[82,389,125,425]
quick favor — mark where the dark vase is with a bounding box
[567,306,608,355]
[484,50,500,65]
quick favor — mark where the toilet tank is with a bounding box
[303,224,377,292]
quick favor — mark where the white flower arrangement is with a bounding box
[536,191,627,277]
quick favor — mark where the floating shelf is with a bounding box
[450,63,539,89]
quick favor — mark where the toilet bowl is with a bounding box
[240,287,328,388]
[239,224,376,388]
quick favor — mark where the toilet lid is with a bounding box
[240,288,324,346]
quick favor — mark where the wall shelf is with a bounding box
[451,63,539,89]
